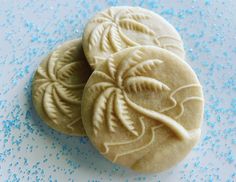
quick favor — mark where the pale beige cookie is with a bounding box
[83,6,185,69]
[32,39,91,136]
[81,46,204,173]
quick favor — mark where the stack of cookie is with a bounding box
[32,6,204,173]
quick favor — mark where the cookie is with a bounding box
[81,46,204,172]
[83,6,185,69]
[32,39,91,136]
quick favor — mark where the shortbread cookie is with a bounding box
[32,39,91,136]
[83,6,185,68]
[81,46,204,172]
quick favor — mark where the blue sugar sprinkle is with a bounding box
[161,8,175,16]
[79,137,89,144]
[204,0,211,5]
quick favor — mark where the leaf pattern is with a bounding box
[88,82,114,93]
[114,91,138,136]
[106,93,118,132]
[43,85,58,124]
[107,57,116,79]
[100,11,112,19]
[129,49,146,62]
[125,76,170,93]
[121,13,150,20]
[92,71,115,83]
[37,65,48,78]
[117,27,139,46]
[89,22,110,50]
[92,17,110,23]
[109,26,122,52]
[107,8,114,18]
[119,19,155,35]
[34,40,89,136]
[100,25,112,52]
[34,78,49,85]
[124,59,163,78]
[55,47,77,70]
[57,62,80,81]
[55,84,81,104]
[116,49,144,86]
[34,82,50,97]
[52,88,72,118]
[47,51,59,81]
[92,88,116,135]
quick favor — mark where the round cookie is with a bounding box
[81,46,204,173]
[83,6,185,69]
[32,39,91,136]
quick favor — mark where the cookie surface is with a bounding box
[81,46,204,172]
[32,39,91,136]
[83,6,185,69]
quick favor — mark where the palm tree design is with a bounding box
[34,46,85,129]
[89,49,190,140]
[88,7,183,59]
[88,8,155,52]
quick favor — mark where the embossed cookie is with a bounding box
[81,46,204,172]
[32,39,91,136]
[83,6,185,68]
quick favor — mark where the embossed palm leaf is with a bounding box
[89,8,156,52]
[89,49,189,139]
[35,47,84,125]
